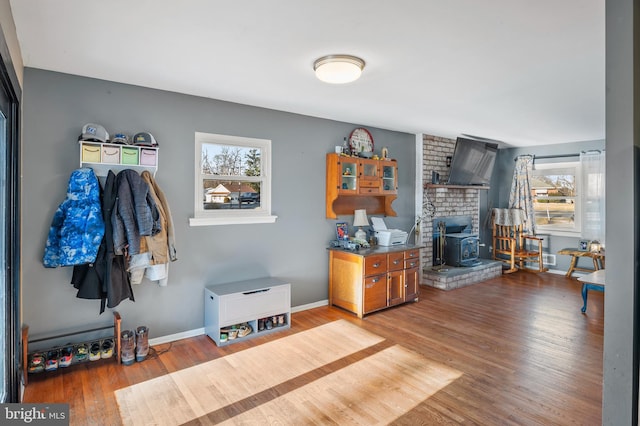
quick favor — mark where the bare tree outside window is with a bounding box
[192,132,275,226]
[201,144,262,210]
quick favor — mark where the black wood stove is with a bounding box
[433,216,480,267]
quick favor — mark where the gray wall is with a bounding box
[603,0,638,423]
[21,68,416,340]
[486,140,605,272]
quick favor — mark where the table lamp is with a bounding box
[353,209,369,241]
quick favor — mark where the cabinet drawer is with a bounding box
[405,249,420,260]
[218,285,290,325]
[388,252,405,271]
[364,254,387,276]
[359,180,379,188]
[405,258,420,270]
[358,180,380,195]
[359,186,380,195]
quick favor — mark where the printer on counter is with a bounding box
[371,217,408,246]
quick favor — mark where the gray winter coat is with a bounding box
[112,169,160,256]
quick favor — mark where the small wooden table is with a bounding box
[577,269,605,313]
[558,248,605,278]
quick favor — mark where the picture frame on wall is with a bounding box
[335,222,349,241]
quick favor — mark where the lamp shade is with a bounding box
[314,55,365,84]
[353,209,369,227]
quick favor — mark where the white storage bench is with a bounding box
[204,277,291,346]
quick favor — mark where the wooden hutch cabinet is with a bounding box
[328,246,421,318]
[326,153,398,219]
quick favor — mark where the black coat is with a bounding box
[71,170,134,313]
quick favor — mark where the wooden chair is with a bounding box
[492,208,548,274]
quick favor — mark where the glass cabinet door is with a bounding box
[381,161,397,193]
[339,158,358,193]
[360,159,379,181]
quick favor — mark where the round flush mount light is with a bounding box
[313,55,365,84]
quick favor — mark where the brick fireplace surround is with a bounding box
[419,135,502,290]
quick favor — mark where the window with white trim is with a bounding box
[190,132,277,226]
[531,161,581,236]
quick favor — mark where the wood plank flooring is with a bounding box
[22,272,603,425]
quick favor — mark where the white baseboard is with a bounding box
[291,300,328,313]
[149,327,205,346]
[545,268,590,277]
[148,300,330,346]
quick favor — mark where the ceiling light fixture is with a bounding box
[313,55,365,84]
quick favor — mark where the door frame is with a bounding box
[0,22,22,403]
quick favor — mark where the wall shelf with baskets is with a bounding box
[80,141,158,177]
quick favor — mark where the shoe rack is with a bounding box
[22,311,121,385]
[204,277,291,347]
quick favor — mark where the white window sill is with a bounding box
[189,215,278,226]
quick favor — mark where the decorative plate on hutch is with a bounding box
[348,127,374,155]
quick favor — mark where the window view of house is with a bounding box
[201,143,262,210]
[192,132,274,226]
[203,181,261,209]
[530,163,579,233]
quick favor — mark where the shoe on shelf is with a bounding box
[277,315,285,327]
[59,346,73,367]
[101,338,114,359]
[219,325,237,333]
[237,324,252,338]
[265,319,273,330]
[89,342,101,361]
[135,326,149,362]
[258,319,265,331]
[28,352,45,374]
[45,350,59,372]
[120,331,135,366]
[74,343,89,363]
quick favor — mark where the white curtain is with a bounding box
[580,151,605,246]
[509,155,535,233]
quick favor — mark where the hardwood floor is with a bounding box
[22,272,603,425]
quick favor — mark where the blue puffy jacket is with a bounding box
[43,168,105,267]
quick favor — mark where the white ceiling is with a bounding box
[9,0,605,147]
